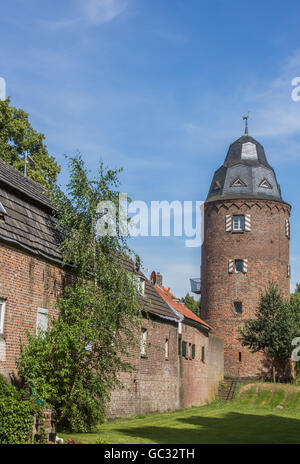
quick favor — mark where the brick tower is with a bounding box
[201,126,291,379]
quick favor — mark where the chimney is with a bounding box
[156,272,163,287]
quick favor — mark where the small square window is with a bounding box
[36,307,48,336]
[234,302,243,315]
[233,216,245,231]
[235,260,243,273]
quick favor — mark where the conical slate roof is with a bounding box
[206,135,282,203]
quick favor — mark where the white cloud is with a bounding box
[82,0,128,24]
[40,0,128,30]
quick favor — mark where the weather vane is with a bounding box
[242,112,250,136]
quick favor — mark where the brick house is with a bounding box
[0,159,224,418]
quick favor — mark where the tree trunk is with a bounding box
[272,365,276,383]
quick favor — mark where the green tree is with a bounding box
[291,283,300,305]
[181,293,201,317]
[17,155,143,432]
[240,283,299,382]
[0,98,60,186]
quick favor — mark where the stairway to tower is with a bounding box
[217,378,239,402]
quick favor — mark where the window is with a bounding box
[201,346,205,363]
[234,302,243,315]
[178,334,182,356]
[259,179,272,189]
[231,178,247,188]
[192,344,196,359]
[182,341,187,358]
[233,216,245,231]
[239,352,242,363]
[36,307,48,336]
[235,260,244,273]
[165,339,169,359]
[0,300,6,335]
[141,328,147,357]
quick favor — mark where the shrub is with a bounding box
[0,375,37,444]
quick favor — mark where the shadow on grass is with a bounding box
[115,411,300,444]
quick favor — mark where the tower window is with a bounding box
[233,215,245,231]
[235,260,243,273]
[234,302,243,315]
[239,352,242,363]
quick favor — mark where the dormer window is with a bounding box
[231,178,247,188]
[259,179,272,189]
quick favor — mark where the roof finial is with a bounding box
[242,112,250,136]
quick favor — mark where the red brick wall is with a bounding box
[108,319,223,419]
[201,199,291,378]
[179,322,210,408]
[107,317,180,419]
[0,243,67,379]
[0,242,224,418]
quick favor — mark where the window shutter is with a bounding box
[286,219,290,239]
[178,335,182,356]
[245,214,251,232]
[228,259,234,274]
[182,341,187,357]
[226,215,232,232]
[192,344,195,359]
[201,346,205,362]
[243,259,248,274]
[36,308,48,336]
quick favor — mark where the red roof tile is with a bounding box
[154,285,212,330]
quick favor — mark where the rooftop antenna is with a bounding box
[24,151,35,177]
[242,113,250,136]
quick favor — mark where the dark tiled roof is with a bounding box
[0,159,179,322]
[0,159,52,209]
[206,135,282,203]
[123,260,181,321]
[0,159,62,262]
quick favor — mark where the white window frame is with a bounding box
[233,215,245,232]
[0,300,6,335]
[36,307,49,336]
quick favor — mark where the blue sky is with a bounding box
[1,0,300,297]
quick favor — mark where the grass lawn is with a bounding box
[60,383,300,444]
